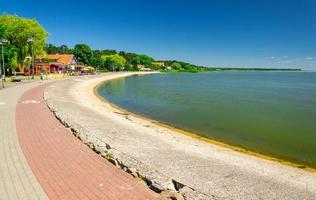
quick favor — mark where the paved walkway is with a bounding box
[0,81,48,200]
[0,79,36,90]
[1,80,161,199]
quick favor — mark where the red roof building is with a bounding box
[34,54,82,75]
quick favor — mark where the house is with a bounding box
[137,64,152,71]
[34,54,83,75]
[152,61,166,67]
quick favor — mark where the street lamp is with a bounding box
[27,37,34,78]
[0,38,10,88]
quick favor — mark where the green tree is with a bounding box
[134,54,154,66]
[90,56,104,71]
[44,44,57,54]
[23,56,32,72]
[171,62,182,70]
[44,43,72,54]
[101,49,117,55]
[59,45,70,54]
[73,44,93,65]
[0,14,48,71]
[5,46,19,71]
[101,54,126,71]
[123,63,134,71]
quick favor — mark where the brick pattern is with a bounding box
[0,82,48,200]
[16,83,161,200]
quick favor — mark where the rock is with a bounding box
[86,142,95,150]
[127,167,138,178]
[161,190,184,200]
[94,145,108,154]
[100,152,107,158]
[109,158,118,167]
[149,182,164,193]
[161,180,176,191]
[172,180,185,190]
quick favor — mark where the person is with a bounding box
[40,72,44,82]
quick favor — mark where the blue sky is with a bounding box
[1,0,316,69]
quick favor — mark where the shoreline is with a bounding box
[93,73,316,172]
[45,72,316,199]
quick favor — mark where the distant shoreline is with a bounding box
[206,67,302,71]
[161,67,302,73]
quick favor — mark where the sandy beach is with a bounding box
[44,72,316,200]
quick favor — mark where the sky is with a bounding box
[1,0,316,69]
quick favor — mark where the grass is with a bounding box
[105,152,113,159]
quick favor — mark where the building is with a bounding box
[137,64,152,71]
[152,61,166,67]
[34,54,83,75]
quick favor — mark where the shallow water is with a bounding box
[97,72,316,167]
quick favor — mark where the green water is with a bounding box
[97,72,316,167]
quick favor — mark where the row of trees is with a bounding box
[45,43,206,72]
[45,43,158,71]
[164,60,206,72]
[0,14,205,74]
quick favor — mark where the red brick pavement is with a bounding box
[16,83,162,200]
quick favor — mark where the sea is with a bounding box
[97,71,316,168]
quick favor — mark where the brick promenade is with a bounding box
[0,81,48,200]
[0,81,161,199]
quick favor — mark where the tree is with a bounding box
[101,54,126,71]
[90,56,104,71]
[45,44,57,54]
[171,62,182,70]
[123,63,134,71]
[4,46,19,72]
[23,56,32,72]
[123,52,138,66]
[0,14,48,72]
[134,54,154,66]
[73,44,93,65]
[101,49,117,55]
[59,45,70,54]
[44,43,72,54]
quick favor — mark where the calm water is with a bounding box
[97,72,316,167]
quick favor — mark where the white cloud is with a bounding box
[283,56,288,58]
[305,57,315,60]
[270,56,275,59]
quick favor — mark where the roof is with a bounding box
[49,62,64,67]
[35,54,75,65]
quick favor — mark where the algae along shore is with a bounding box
[97,71,316,169]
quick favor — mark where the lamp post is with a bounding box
[0,38,10,88]
[0,45,2,88]
[27,37,34,79]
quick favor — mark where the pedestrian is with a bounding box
[40,72,44,82]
